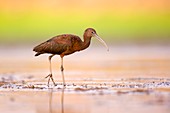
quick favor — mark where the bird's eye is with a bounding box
[91,31,94,34]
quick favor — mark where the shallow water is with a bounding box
[0,45,170,113]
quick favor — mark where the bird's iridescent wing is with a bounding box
[33,35,72,55]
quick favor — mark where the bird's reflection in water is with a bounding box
[61,88,65,113]
[48,88,53,113]
[48,88,65,113]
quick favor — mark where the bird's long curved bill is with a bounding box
[93,34,109,51]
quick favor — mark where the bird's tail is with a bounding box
[33,46,43,56]
[34,52,42,56]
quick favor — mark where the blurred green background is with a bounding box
[0,0,170,45]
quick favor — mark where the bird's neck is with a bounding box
[81,36,92,50]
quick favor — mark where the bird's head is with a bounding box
[84,28,109,51]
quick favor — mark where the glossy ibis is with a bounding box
[33,28,109,86]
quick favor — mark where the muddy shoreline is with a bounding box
[0,46,170,113]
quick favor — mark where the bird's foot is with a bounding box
[45,74,56,86]
[61,82,66,89]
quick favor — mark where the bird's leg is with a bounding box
[45,54,56,86]
[60,57,66,87]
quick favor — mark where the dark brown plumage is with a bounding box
[33,28,109,86]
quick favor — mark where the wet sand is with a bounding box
[0,45,170,113]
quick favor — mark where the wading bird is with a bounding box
[33,28,109,86]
